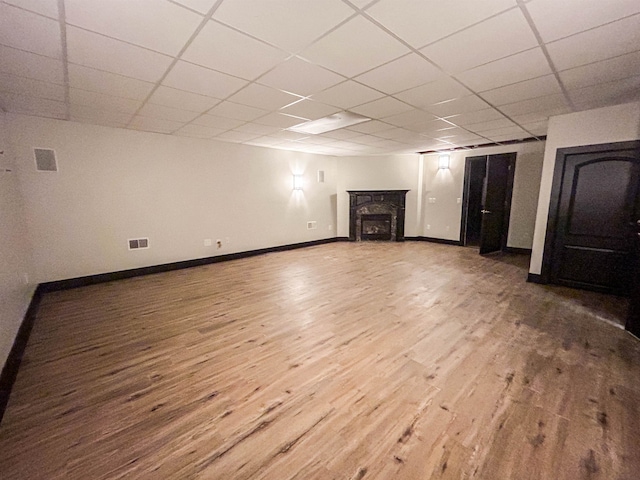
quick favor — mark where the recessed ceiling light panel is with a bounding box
[288,111,371,135]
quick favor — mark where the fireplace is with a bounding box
[348,190,409,241]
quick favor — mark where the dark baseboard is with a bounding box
[527,273,544,284]
[0,285,45,424]
[504,247,533,255]
[406,236,463,246]
[335,236,350,242]
[41,237,339,293]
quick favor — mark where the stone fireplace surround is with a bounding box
[348,190,409,241]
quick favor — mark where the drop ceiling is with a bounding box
[1,0,639,156]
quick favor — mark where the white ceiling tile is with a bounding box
[67,27,173,82]
[280,99,340,120]
[455,48,552,92]
[355,53,444,94]
[420,10,538,73]
[425,95,489,117]
[346,120,394,134]
[147,86,220,112]
[351,96,414,119]
[383,109,439,127]
[191,114,245,130]
[0,4,62,58]
[247,136,286,147]
[559,51,640,90]
[321,129,363,140]
[69,88,142,114]
[129,116,186,134]
[499,93,571,117]
[215,130,261,142]
[183,21,289,80]
[479,75,562,105]
[137,103,201,123]
[0,45,64,84]
[510,111,552,124]
[254,112,307,128]
[174,123,226,139]
[213,0,354,53]
[0,72,65,102]
[258,57,345,97]
[0,91,66,118]
[463,118,516,132]
[163,61,248,98]
[234,123,282,135]
[403,118,456,134]
[520,120,548,136]
[4,0,58,18]
[227,83,302,111]
[207,101,268,121]
[349,0,377,9]
[69,104,133,127]
[68,64,154,101]
[172,0,216,15]
[547,15,640,71]
[310,81,384,109]
[366,0,516,48]
[568,75,640,110]
[269,130,310,141]
[444,108,507,126]
[301,16,410,77]
[527,0,640,43]
[65,0,202,56]
[394,77,470,108]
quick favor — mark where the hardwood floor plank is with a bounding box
[0,243,639,479]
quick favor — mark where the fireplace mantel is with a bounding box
[347,190,409,242]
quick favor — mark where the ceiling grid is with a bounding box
[0,0,638,155]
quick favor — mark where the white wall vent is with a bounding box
[128,238,149,250]
[307,221,317,230]
[34,148,58,172]
[317,170,325,183]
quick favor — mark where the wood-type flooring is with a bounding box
[0,242,639,479]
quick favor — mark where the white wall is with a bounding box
[530,102,640,274]
[421,141,545,246]
[8,115,338,283]
[336,154,421,237]
[0,113,35,369]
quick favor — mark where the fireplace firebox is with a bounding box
[348,190,409,241]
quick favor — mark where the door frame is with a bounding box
[460,153,517,251]
[540,140,640,284]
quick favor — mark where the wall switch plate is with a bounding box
[457,198,461,204]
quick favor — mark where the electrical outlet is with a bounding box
[446,226,450,231]
[204,239,212,247]
[328,224,333,230]
[426,224,431,230]
[457,198,461,204]
[23,273,29,285]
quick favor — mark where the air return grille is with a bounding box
[34,148,57,172]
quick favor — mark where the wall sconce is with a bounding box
[293,174,303,190]
[438,153,450,169]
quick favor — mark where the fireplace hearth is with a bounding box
[348,190,409,241]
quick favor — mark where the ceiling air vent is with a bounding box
[34,148,58,172]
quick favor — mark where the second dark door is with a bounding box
[479,153,516,254]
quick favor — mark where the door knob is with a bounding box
[481,209,492,214]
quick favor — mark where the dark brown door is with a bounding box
[626,222,640,337]
[479,153,516,254]
[550,149,640,294]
